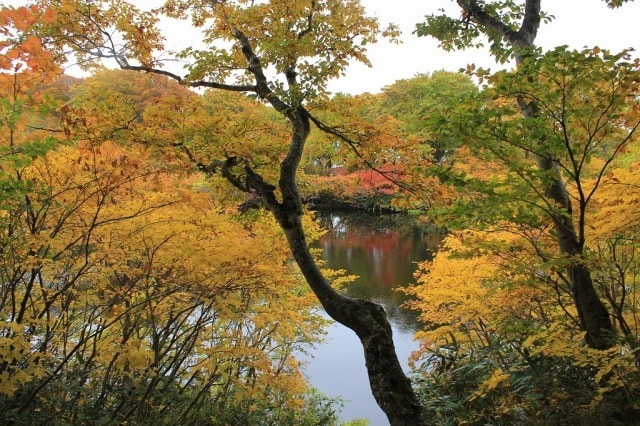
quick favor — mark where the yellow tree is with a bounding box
[0,66,331,423]
[12,1,428,423]
[2,139,329,423]
[405,162,640,422]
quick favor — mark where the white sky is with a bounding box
[3,0,639,94]
[334,0,640,93]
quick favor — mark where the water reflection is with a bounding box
[316,212,442,332]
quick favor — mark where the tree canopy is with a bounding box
[0,1,639,425]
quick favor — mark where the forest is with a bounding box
[0,0,638,425]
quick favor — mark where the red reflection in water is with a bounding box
[320,226,417,288]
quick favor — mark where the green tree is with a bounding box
[404,1,640,421]
[374,71,478,163]
[399,48,640,425]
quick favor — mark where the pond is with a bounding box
[303,212,442,426]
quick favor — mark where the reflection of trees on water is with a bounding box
[314,212,444,333]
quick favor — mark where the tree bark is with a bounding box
[462,0,614,349]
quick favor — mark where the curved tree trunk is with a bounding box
[39,2,429,422]
[244,108,426,425]
[177,26,429,425]
[462,0,614,349]
[283,212,426,425]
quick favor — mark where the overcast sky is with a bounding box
[3,0,639,94]
[332,0,640,93]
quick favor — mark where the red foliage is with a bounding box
[353,164,404,195]
[315,164,405,196]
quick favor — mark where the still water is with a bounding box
[303,213,442,426]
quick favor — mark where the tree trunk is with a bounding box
[283,214,426,426]
[530,120,613,350]
[568,262,613,349]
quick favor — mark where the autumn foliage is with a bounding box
[402,48,640,424]
[0,44,332,424]
[1,1,640,425]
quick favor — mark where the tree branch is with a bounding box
[306,111,416,193]
[230,27,292,114]
[458,0,541,59]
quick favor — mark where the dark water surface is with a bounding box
[303,213,442,425]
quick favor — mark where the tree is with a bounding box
[403,1,640,421]
[400,49,640,421]
[417,0,639,350]
[404,131,640,423]
[405,221,640,423]
[8,1,425,423]
[2,140,332,424]
[374,71,479,163]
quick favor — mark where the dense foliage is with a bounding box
[401,2,640,424]
[0,1,639,425]
[0,41,339,423]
